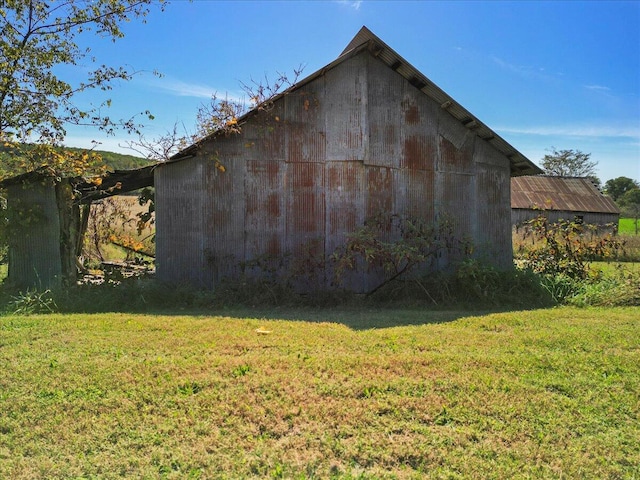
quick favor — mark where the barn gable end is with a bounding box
[155,28,539,292]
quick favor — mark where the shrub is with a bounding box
[568,266,640,307]
[331,212,469,296]
[452,259,553,308]
[518,215,623,280]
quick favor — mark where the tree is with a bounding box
[0,0,163,154]
[0,0,164,288]
[541,148,598,179]
[604,176,640,202]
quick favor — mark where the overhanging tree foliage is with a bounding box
[0,0,163,152]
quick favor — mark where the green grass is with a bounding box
[590,261,640,276]
[619,218,639,235]
[1,307,638,478]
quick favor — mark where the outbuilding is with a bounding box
[154,27,541,293]
[511,175,620,229]
[0,165,154,289]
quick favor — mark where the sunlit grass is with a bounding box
[619,218,639,235]
[1,307,638,478]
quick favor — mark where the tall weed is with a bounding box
[568,267,640,307]
[5,288,57,315]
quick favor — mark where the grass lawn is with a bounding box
[619,218,639,235]
[590,261,640,276]
[1,307,638,479]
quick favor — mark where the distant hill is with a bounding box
[65,146,153,171]
[0,144,153,179]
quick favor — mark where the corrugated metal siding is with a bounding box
[512,209,619,228]
[7,180,62,289]
[155,158,207,287]
[286,162,326,290]
[325,161,366,291]
[324,53,367,161]
[155,45,517,292]
[477,162,512,268]
[367,56,404,168]
[285,85,326,163]
[204,151,245,285]
[339,26,541,176]
[244,160,285,267]
[400,78,439,172]
[241,106,286,162]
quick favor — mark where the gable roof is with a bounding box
[511,175,620,214]
[173,26,541,176]
[341,27,541,176]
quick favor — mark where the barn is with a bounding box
[154,27,541,293]
[511,175,620,228]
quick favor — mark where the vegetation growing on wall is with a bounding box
[331,212,470,296]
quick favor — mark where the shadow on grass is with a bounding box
[0,276,547,330]
[0,302,492,331]
[182,305,482,330]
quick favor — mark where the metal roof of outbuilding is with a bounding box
[511,175,620,214]
[0,165,155,204]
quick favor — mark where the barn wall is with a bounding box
[473,137,513,268]
[155,158,209,287]
[155,49,515,291]
[7,179,62,289]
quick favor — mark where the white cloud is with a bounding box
[146,76,245,103]
[153,79,218,99]
[584,84,611,92]
[495,124,640,140]
[490,55,559,82]
[335,0,362,10]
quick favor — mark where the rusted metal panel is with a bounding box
[154,158,207,287]
[400,80,439,172]
[411,168,436,223]
[365,166,394,218]
[244,160,286,278]
[434,169,476,268]
[241,106,286,162]
[324,53,368,161]
[285,83,326,163]
[367,55,404,168]
[203,152,245,286]
[476,163,512,268]
[286,162,326,291]
[438,135,474,174]
[325,161,366,291]
[340,26,541,177]
[438,108,471,151]
[7,179,62,289]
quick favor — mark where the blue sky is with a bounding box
[63,0,640,183]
